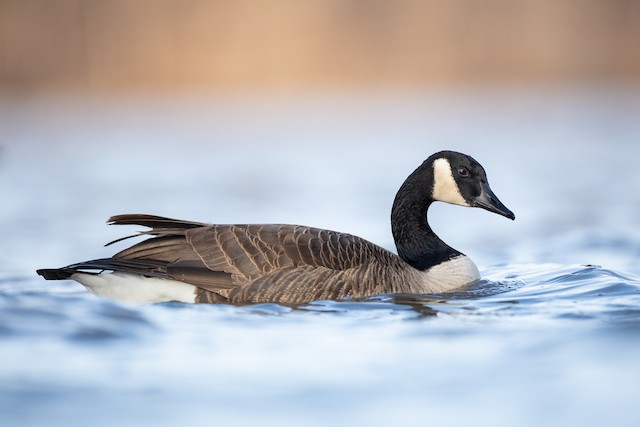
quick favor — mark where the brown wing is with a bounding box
[109,215,396,303]
[184,224,371,281]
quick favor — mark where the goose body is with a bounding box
[37,151,514,304]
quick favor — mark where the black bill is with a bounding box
[473,182,515,220]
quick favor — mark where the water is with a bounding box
[1,87,640,427]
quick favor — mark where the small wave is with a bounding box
[0,289,155,342]
[484,264,640,300]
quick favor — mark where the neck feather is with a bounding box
[391,164,462,271]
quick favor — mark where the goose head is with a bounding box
[430,151,515,220]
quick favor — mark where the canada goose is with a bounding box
[37,151,514,304]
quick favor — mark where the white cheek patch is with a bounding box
[432,158,469,206]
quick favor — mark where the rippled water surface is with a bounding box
[1,89,639,427]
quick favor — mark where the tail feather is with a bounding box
[108,214,206,230]
[36,268,78,280]
[37,258,170,281]
[105,214,208,246]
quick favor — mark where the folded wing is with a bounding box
[106,214,395,303]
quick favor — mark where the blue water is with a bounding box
[1,88,640,427]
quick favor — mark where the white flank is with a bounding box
[420,255,480,293]
[432,158,468,206]
[72,272,197,304]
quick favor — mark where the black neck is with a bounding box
[391,163,462,271]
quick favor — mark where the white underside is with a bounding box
[72,272,197,304]
[420,255,480,293]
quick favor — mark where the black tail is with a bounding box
[36,258,170,281]
[36,268,78,280]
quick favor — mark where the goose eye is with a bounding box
[458,166,469,177]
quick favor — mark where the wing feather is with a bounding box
[185,224,375,280]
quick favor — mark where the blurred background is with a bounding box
[2,3,640,427]
[1,0,639,92]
